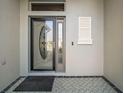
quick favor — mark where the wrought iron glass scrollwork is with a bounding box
[39,25,47,60]
[39,24,51,60]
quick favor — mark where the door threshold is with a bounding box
[29,71,55,73]
[28,71,66,76]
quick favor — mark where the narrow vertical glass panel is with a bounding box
[32,19,53,70]
[57,22,63,64]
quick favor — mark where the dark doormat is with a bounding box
[14,76,55,92]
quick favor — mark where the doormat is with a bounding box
[14,76,55,92]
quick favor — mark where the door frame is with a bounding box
[28,16,66,72]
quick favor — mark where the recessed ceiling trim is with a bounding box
[29,0,65,2]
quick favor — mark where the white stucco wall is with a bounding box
[104,0,123,91]
[0,0,20,91]
[20,0,104,76]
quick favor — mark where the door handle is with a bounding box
[41,42,46,45]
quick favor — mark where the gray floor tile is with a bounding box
[5,77,117,93]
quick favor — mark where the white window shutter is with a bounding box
[78,17,92,44]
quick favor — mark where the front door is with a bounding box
[30,16,65,71]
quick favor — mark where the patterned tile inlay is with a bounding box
[5,77,117,93]
[52,78,117,93]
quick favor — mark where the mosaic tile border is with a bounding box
[55,76,102,78]
[0,76,26,93]
[102,77,122,93]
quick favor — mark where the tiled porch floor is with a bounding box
[6,77,117,93]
